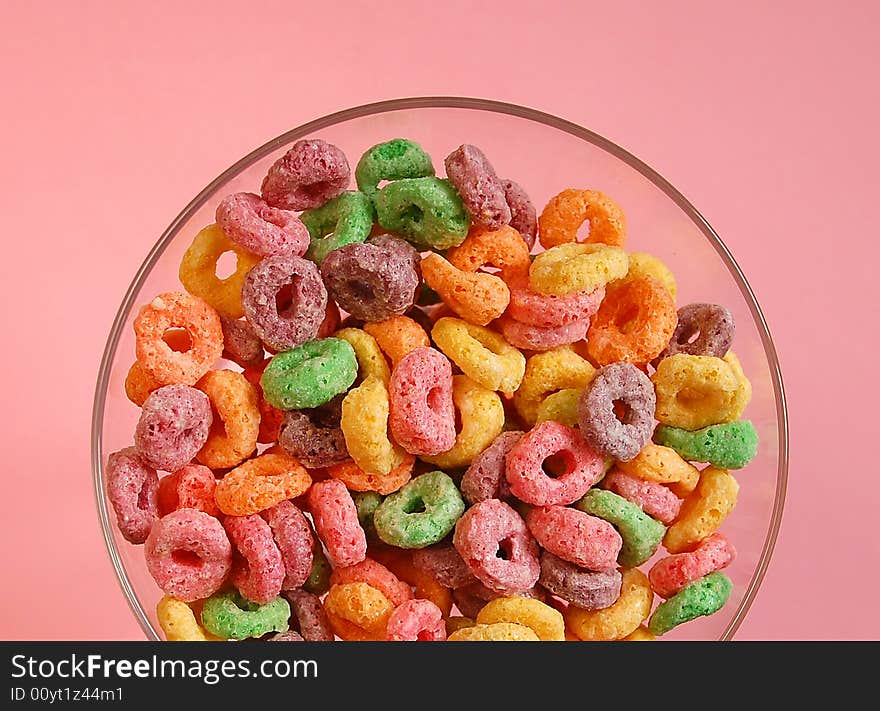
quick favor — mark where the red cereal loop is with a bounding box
[602,469,682,524]
[261,139,351,211]
[525,505,622,571]
[133,291,223,386]
[330,558,415,606]
[262,500,314,591]
[649,533,736,599]
[307,479,367,567]
[215,192,309,258]
[225,513,285,604]
[505,421,605,506]
[106,447,159,544]
[157,464,217,517]
[386,599,447,641]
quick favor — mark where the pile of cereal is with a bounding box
[107,137,757,642]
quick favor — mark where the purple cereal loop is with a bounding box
[460,431,523,505]
[261,139,350,211]
[106,447,159,544]
[501,179,537,249]
[283,589,335,641]
[278,395,349,468]
[241,254,327,352]
[578,362,656,462]
[657,303,735,361]
[539,552,623,610]
[216,192,309,257]
[219,315,264,368]
[134,384,212,472]
[412,544,479,589]
[262,501,315,591]
[444,145,511,230]
[225,513,285,604]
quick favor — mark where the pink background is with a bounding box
[0,1,876,640]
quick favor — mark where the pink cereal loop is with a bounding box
[106,447,159,544]
[525,505,622,571]
[386,599,447,641]
[261,139,350,211]
[216,192,309,258]
[225,514,285,604]
[649,533,737,599]
[602,469,682,524]
[306,479,367,567]
[506,273,605,329]
[262,500,314,591]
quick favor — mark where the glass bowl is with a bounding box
[91,97,787,641]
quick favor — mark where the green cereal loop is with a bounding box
[576,489,666,567]
[654,420,759,469]
[200,591,290,640]
[355,138,435,195]
[302,530,332,595]
[648,572,733,636]
[261,338,357,410]
[373,471,466,549]
[375,177,470,251]
[353,491,384,540]
[301,191,374,264]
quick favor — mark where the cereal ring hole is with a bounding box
[162,328,193,353]
[346,279,376,302]
[214,251,239,280]
[171,549,203,567]
[675,387,708,406]
[401,204,424,224]
[274,279,303,320]
[613,305,639,334]
[576,220,592,242]
[612,399,633,422]
[495,537,514,560]
[136,483,153,511]
[402,497,427,515]
[541,452,574,479]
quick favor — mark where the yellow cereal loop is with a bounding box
[334,327,392,384]
[529,243,628,296]
[178,224,260,319]
[723,351,752,420]
[341,375,406,475]
[535,387,583,427]
[624,625,657,641]
[514,346,596,425]
[447,622,540,641]
[445,616,476,635]
[652,354,744,430]
[664,467,739,553]
[156,596,219,642]
[324,582,394,641]
[564,568,653,640]
[432,317,526,395]
[476,597,565,641]
[420,375,504,469]
[615,444,700,498]
[618,252,678,300]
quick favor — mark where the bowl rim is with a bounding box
[91,96,788,641]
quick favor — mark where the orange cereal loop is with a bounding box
[124,360,160,407]
[134,291,224,386]
[242,358,284,444]
[538,189,627,249]
[421,253,509,326]
[616,444,700,498]
[327,454,415,495]
[363,316,430,367]
[214,452,311,516]
[369,546,453,617]
[586,276,677,366]
[195,370,260,469]
[324,582,394,641]
[178,223,260,319]
[446,225,532,283]
[330,558,414,606]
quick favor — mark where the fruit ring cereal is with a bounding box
[324,582,394,641]
[355,138,434,196]
[616,252,678,300]
[363,315,430,366]
[475,596,565,641]
[529,243,628,296]
[576,489,666,568]
[649,532,736,599]
[354,492,383,539]
[648,571,733,636]
[335,327,392,385]
[106,448,159,544]
[330,558,414,606]
[453,499,540,594]
[615,444,700,497]
[368,547,454,617]
[654,421,759,470]
[261,338,358,411]
[388,346,456,456]
[513,347,596,425]
[658,302,734,361]
[506,273,605,328]
[601,469,682,524]
[446,225,531,282]
[178,224,261,319]
[501,179,537,248]
[215,452,311,516]
[341,375,407,475]
[200,590,290,640]
[386,599,446,641]
[195,370,260,469]
[663,467,739,554]
[460,431,522,505]
[156,596,219,642]
[321,236,421,322]
[134,291,223,386]
[447,622,539,641]
[420,375,505,470]
[652,353,750,430]
[261,138,350,211]
[300,191,374,264]
[506,421,605,507]
[444,144,511,230]
[225,514,285,604]
[564,568,653,641]
[262,500,314,591]
[328,455,415,495]
[539,552,623,610]
[283,589,334,642]
[578,362,656,462]
[219,315,264,369]
[587,277,677,366]
[538,189,627,249]
[215,192,310,258]
[157,464,217,517]
[432,317,525,395]
[373,471,466,549]
[411,544,478,589]
[134,384,212,472]
[525,506,622,571]
[124,360,161,407]
[144,509,232,602]
[497,315,591,352]
[375,177,470,251]
[278,395,349,468]
[535,388,581,427]
[421,253,509,326]
[307,479,367,567]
